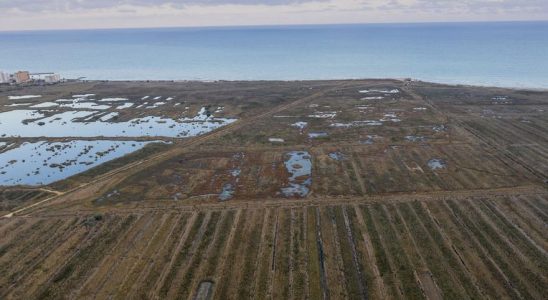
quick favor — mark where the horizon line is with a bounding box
[1,19,547,34]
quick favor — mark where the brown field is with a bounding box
[0,79,547,299]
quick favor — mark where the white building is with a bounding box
[28,72,62,83]
[0,71,10,83]
[44,74,61,83]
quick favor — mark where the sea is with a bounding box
[1,21,547,89]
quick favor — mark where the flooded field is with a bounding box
[0,108,236,138]
[0,140,158,185]
[328,151,345,161]
[76,79,548,203]
[428,158,447,170]
[281,151,312,197]
[0,83,284,187]
[219,183,235,201]
[308,132,328,138]
[8,95,41,100]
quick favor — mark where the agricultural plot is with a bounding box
[0,194,546,299]
[0,80,340,210]
[412,82,548,182]
[0,79,547,299]
[86,80,541,204]
[0,188,54,215]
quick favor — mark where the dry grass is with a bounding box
[1,79,547,299]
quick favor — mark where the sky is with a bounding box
[1,0,547,31]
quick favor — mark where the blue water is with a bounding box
[1,22,547,88]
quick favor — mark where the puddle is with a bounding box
[308,132,328,138]
[328,152,345,161]
[73,94,95,98]
[405,135,427,142]
[5,103,32,107]
[491,96,511,104]
[193,281,214,300]
[219,183,235,201]
[0,108,237,138]
[291,121,308,130]
[95,190,123,204]
[8,95,41,100]
[230,168,241,177]
[0,140,158,186]
[61,102,111,110]
[193,107,214,121]
[359,89,399,94]
[360,96,384,100]
[361,135,378,144]
[308,112,337,119]
[98,97,128,102]
[33,97,111,110]
[99,112,119,122]
[219,161,242,201]
[30,102,59,108]
[233,152,245,160]
[330,121,383,128]
[432,125,447,132]
[146,102,166,109]
[281,151,312,197]
[428,158,446,170]
[492,96,508,101]
[380,113,401,122]
[273,115,299,118]
[269,138,284,143]
[413,107,428,111]
[116,103,134,109]
[380,117,401,122]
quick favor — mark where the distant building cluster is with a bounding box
[0,70,62,85]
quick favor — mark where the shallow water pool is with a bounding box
[0,140,158,186]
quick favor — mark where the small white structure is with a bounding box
[0,71,10,83]
[44,74,61,83]
[30,72,62,83]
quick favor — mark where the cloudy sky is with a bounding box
[1,0,547,31]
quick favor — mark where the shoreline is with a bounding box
[54,78,548,92]
[2,78,548,94]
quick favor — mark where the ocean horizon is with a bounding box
[1,21,547,89]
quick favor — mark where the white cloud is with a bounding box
[0,0,546,30]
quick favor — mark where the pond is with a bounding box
[0,140,159,186]
[280,151,312,197]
